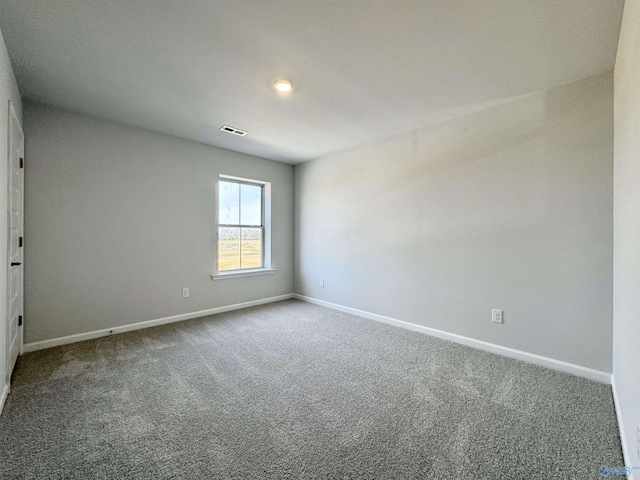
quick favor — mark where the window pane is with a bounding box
[241,228,262,269]
[218,227,240,271]
[241,184,262,226]
[219,181,239,225]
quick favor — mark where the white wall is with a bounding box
[295,73,614,373]
[613,0,640,471]
[0,27,22,397]
[23,103,293,344]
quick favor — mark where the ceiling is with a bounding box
[0,1,625,164]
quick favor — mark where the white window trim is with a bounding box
[212,174,273,279]
[211,268,277,280]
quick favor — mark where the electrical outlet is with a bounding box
[492,309,503,324]
[320,279,324,288]
[182,288,189,298]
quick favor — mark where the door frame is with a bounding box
[6,100,24,377]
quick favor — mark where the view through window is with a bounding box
[218,179,263,271]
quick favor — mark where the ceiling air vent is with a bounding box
[220,125,247,136]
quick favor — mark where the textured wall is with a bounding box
[23,104,294,343]
[613,0,640,470]
[295,73,613,372]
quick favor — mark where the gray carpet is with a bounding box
[0,299,623,479]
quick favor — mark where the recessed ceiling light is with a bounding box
[273,79,293,93]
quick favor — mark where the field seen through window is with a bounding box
[218,227,262,270]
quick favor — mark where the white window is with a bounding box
[213,175,274,278]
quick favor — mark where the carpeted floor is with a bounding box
[0,299,623,479]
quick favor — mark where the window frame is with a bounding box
[212,174,275,279]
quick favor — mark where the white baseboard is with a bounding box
[21,291,612,384]
[611,375,633,478]
[294,294,612,384]
[0,382,9,415]
[23,294,294,353]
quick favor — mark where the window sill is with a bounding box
[211,268,277,280]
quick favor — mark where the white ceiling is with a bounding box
[0,0,625,164]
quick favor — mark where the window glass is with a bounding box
[218,227,240,271]
[240,183,262,226]
[219,181,239,225]
[241,228,262,269]
[217,179,265,271]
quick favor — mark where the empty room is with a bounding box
[0,0,639,478]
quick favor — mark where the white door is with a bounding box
[7,102,23,378]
